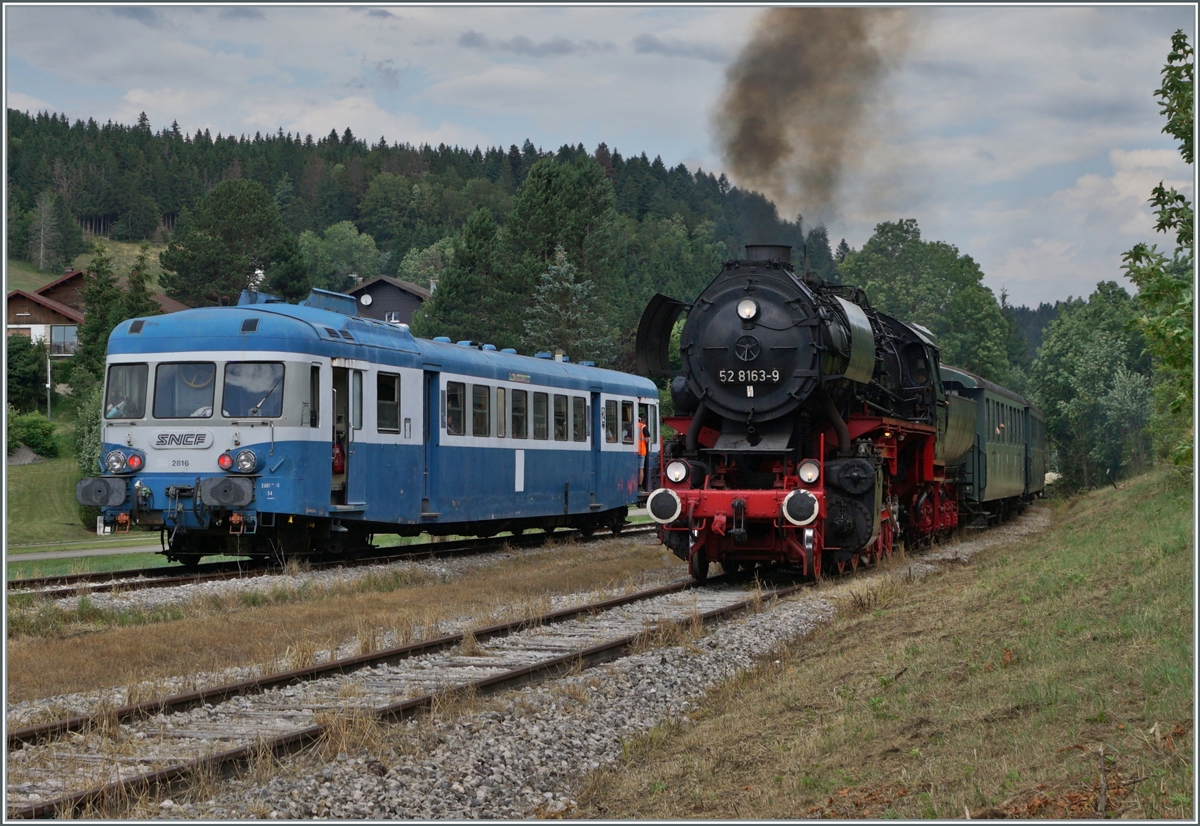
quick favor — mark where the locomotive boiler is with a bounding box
[635,244,1004,582]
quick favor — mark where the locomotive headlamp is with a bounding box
[234,449,258,473]
[798,460,820,484]
[105,450,128,473]
[217,452,234,471]
[665,460,689,484]
[736,299,759,320]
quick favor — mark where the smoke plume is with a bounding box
[715,7,913,222]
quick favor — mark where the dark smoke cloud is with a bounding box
[715,8,913,222]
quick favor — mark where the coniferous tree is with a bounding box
[122,242,161,319]
[71,241,124,387]
[522,247,616,365]
[27,189,60,271]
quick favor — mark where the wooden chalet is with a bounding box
[346,276,431,325]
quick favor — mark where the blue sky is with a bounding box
[4,3,1195,307]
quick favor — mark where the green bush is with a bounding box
[74,382,104,476]
[9,412,58,457]
[6,404,19,454]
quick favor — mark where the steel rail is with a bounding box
[8,575,803,820]
[7,525,655,595]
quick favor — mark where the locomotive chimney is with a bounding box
[744,244,792,263]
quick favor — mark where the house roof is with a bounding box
[348,275,432,301]
[6,290,86,323]
[24,267,191,315]
[34,268,86,295]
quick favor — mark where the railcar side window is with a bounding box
[533,392,548,440]
[105,363,148,419]
[621,401,634,444]
[446,382,465,436]
[222,362,284,418]
[572,397,586,442]
[604,400,618,443]
[472,384,491,437]
[154,362,215,419]
[497,388,506,438]
[512,390,528,439]
[553,394,568,441]
[649,405,658,442]
[309,366,320,427]
[377,373,401,432]
[351,370,363,430]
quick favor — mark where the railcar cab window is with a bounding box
[512,390,528,439]
[533,392,549,440]
[446,382,466,436]
[154,362,215,418]
[553,394,568,441]
[621,401,635,444]
[105,363,148,419]
[572,397,587,442]
[377,373,401,432]
[473,385,491,437]
[223,362,284,418]
[605,400,618,443]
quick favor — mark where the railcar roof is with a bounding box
[106,303,657,397]
[941,364,1037,411]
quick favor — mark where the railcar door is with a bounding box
[590,390,602,503]
[330,365,366,507]
[421,370,440,520]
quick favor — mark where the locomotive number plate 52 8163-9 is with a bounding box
[718,369,780,383]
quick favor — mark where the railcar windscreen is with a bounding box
[105,363,148,419]
[154,362,215,418]
[222,362,284,418]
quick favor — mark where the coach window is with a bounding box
[105,363,148,419]
[512,389,528,439]
[533,392,549,440]
[223,362,284,418]
[446,381,466,436]
[309,366,320,427]
[621,401,634,444]
[496,387,506,438]
[377,373,401,432]
[552,394,568,441]
[472,384,491,437]
[572,397,587,442]
[154,362,215,419]
[605,400,618,443]
[351,370,363,430]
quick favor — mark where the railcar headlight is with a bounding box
[798,460,820,484]
[217,452,234,471]
[234,449,258,473]
[126,453,144,472]
[736,298,759,320]
[105,450,128,473]
[665,460,689,484]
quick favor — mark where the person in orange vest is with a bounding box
[637,414,649,490]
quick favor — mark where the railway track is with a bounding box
[6,573,807,819]
[7,525,657,598]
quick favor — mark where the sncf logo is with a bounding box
[152,430,214,449]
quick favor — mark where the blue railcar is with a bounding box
[77,289,660,564]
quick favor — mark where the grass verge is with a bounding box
[577,468,1193,820]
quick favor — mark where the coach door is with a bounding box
[421,370,440,520]
[330,365,365,507]
[590,390,602,505]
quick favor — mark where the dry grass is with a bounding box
[577,469,1194,820]
[6,536,679,704]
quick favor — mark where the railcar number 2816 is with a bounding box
[718,369,780,383]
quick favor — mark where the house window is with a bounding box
[384,311,402,323]
[50,325,79,356]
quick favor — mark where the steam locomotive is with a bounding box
[635,245,1045,582]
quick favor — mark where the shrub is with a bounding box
[9,412,58,458]
[74,382,104,476]
[6,404,19,454]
